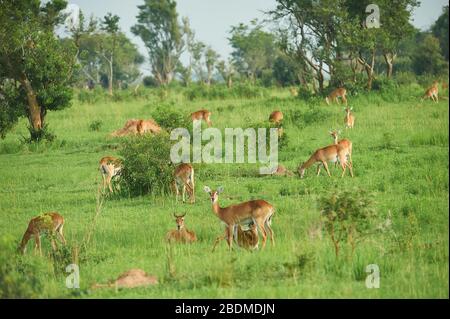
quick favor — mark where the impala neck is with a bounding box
[333,135,338,144]
[212,200,221,217]
[302,155,317,170]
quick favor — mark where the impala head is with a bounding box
[329,129,341,140]
[173,212,186,230]
[203,186,223,203]
[344,106,353,113]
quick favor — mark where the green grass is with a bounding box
[0,86,448,298]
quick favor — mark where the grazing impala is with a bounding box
[204,186,275,250]
[111,119,141,137]
[269,110,283,124]
[19,212,66,255]
[344,107,355,128]
[330,130,353,167]
[99,156,122,193]
[166,213,197,243]
[298,143,353,178]
[173,163,195,203]
[421,81,439,102]
[325,87,348,106]
[191,109,212,127]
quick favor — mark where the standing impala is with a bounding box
[330,130,353,167]
[344,107,355,128]
[99,156,122,193]
[191,109,212,127]
[325,87,348,106]
[166,213,197,243]
[298,143,353,178]
[204,186,275,250]
[421,81,439,102]
[173,163,195,203]
[19,212,66,255]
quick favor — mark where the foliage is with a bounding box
[151,105,191,132]
[412,34,449,76]
[319,188,377,257]
[431,5,449,61]
[118,133,175,196]
[88,120,103,132]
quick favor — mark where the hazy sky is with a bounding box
[65,0,448,69]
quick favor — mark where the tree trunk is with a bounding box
[19,73,42,131]
[227,76,232,88]
[108,56,113,96]
[383,52,395,78]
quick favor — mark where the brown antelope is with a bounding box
[111,119,141,137]
[344,107,355,129]
[272,164,294,177]
[191,109,212,127]
[204,186,275,250]
[269,110,283,124]
[325,87,347,106]
[173,163,195,203]
[137,119,162,135]
[99,156,122,193]
[298,144,353,178]
[421,81,439,102]
[329,130,353,167]
[18,212,66,255]
[212,221,259,251]
[166,213,197,243]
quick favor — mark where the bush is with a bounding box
[88,120,103,132]
[372,77,398,92]
[119,133,175,196]
[286,106,331,129]
[318,188,377,257]
[184,83,268,101]
[151,105,191,132]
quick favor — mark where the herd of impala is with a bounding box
[18,81,445,255]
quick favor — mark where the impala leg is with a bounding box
[34,234,42,256]
[57,225,66,245]
[107,175,113,193]
[323,161,331,177]
[316,164,322,176]
[257,220,268,248]
[182,184,186,203]
[265,219,274,246]
[226,226,233,251]
[212,231,228,252]
[174,181,180,202]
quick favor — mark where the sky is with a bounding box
[63,0,448,72]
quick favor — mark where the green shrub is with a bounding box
[318,188,377,257]
[151,105,191,132]
[119,133,175,196]
[372,77,398,92]
[286,106,331,129]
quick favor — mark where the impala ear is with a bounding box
[203,186,211,193]
[217,186,224,194]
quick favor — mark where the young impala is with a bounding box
[298,143,353,178]
[272,164,294,176]
[137,119,162,135]
[325,87,348,106]
[329,130,353,167]
[166,213,197,243]
[212,221,259,252]
[173,163,195,203]
[99,156,122,193]
[204,186,275,250]
[18,212,66,255]
[191,109,212,127]
[421,81,439,102]
[344,107,355,128]
[269,110,284,124]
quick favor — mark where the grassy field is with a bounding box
[0,85,448,298]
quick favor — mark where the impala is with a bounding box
[99,156,122,193]
[166,213,197,243]
[173,163,195,203]
[325,87,348,106]
[330,130,353,167]
[272,164,294,176]
[298,144,353,178]
[344,107,355,128]
[421,81,439,102]
[191,109,212,127]
[212,221,259,252]
[18,212,66,255]
[269,110,283,124]
[111,119,140,137]
[204,186,275,250]
[137,119,162,135]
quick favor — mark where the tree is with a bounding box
[131,0,184,86]
[216,59,235,88]
[0,0,76,141]
[204,47,219,86]
[229,20,278,84]
[412,34,448,76]
[431,5,449,61]
[100,13,120,95]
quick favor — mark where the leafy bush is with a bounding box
[318,188,377,257]
[394,71,418,86]
[119,133,175,196]
[286,106,331,129]
[184,83,268,101]
[151,105,191,132]
[372,77,398,92]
